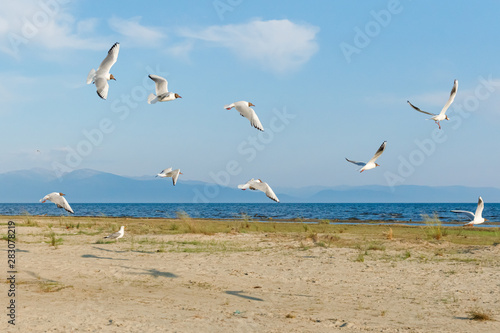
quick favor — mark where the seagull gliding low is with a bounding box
[451,196,488,227]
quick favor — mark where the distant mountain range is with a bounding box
[1,168,500,203]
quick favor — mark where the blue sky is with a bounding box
[1,0,500,190]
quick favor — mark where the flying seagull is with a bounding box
[407,79,458,129]
[346,141,387,173]
[156,168,183,186]
[238,178,279,202]
[147,74,182,104]
[224,101,264,131]
[87,42,120,100]
[451,196,488,227]
[104,226,125,240]
[40,192,74,214]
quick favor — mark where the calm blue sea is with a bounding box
[1,203,500,226]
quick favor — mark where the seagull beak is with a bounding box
[376,163,380,167]
[485,219,489,222]
[249,102,255,107]
[59,193,65,196]
[180,172,183,175]
[110,74,116,81]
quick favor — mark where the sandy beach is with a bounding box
[1,216,500,332]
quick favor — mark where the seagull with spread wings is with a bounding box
[346,141,387,173]
[147,74,182,104]
[224,101,264,131]
[407,79,458,129]
[40,192,74,214]
[156,168,183,186]
[451,196,488,227]
[238,178,279,202]
[87,42,120,100]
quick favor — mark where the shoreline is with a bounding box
[2,214,500,228]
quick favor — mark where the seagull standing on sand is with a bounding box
[87,42,120,100]
[147,74,182,104]
[40,192,74,214]
[104,226,125,240]
[224,101,264,131]
[238,179,279,202]
[451,196,488,227]
[407,79,458,129]
[156,168,183,186]
[346,141,387,173]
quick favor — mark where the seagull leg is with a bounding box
[436,121,441,130]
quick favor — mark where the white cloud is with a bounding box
[181,19,319,73]
[165,40,194,59]
[108,16,165,47]
[0,0,108,56]
[76,18,100,35]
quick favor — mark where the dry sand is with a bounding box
[2,221,500,333]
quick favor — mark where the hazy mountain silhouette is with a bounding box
[1,168,500,203]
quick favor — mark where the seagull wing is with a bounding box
[238,182,250,190]
[149,74,169,95]
[345,158,366,167]
[438,79,458,116]
[407,101,435,116]
[251,181,279,202]
[451,210,475,221]
[159,168,173,175]
[51,194,74,214]
[94,77,109,100]
[96,42,120,75]
[474,196,484,219]
[104,231,120,239]
[171,169,181,186]
[238,178,255,190]
[235,104,264,131]
[367,141,387,164]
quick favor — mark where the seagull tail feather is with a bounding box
[147,93,158,104]
[86,69,96,84]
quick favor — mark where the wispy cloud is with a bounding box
[180,19,319,73]
[108,16,166,47]
[0,0,107,56]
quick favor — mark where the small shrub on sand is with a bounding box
[46,230,63,248]
[355,251,365,262]
[386,228,393,240]
[402,250,411,259]
[423,213,446,240]
[468,308,493,321]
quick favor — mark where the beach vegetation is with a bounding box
[468,308,493,321]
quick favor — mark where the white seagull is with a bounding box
[451,196,488,227]
[407,79,458,129]
[224,101,264,131]
[87,42,120,100]
[238,178,279,202]
[104,226,125,240]
[156,168,183,186]
[346,141,387,173]
[40,192,74,214]
[147,74,182,104]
